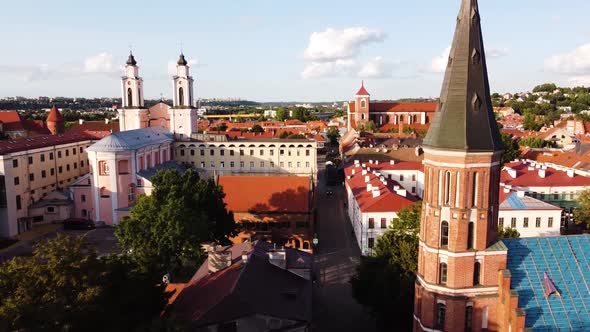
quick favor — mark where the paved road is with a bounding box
[313,152,377,332]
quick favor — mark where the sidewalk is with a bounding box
[0,223,60,254]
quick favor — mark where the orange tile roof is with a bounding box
[0,133,93,155]
[0,111,24,131]
[501,161,590,187]
[46,106,63,122]
[218,175,311,213]
[67,121,120,139]
[370,102,437,113]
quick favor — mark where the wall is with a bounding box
[498,208,562,237]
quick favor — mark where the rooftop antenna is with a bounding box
[179,41,184,55]
[160,92,164,101]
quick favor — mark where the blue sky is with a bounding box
[1,0,590,102]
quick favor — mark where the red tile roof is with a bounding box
[66,121,120,139]
[46,106,63,122]
[501,161,590,188]
[369,102,437,113]
[218,176,311,213]
[356,83,370,96]
[22,120,50,136]
[0,133,93,155]
[0,111,24,131]
[370,160,424,172]
[344,164,418,213]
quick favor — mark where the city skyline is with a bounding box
[1,0,589,101]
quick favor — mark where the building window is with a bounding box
[467,222,475,249]
[465,305,474,332]
[441,221,449,247]
[80,147,83,153]
[306,149,310,156]
[297,162,301,168]
[210,162,215,168]
[66,164,70,172]
[249,149,254,156]
[536,217,541,228]
[16,195,21,210]
[240,161,244,168]
[523,217,529,228]
[280,161,284,167]
[81,161,84,167]
[260,161,264,168]
[368,218,374,229]
[65,150,69,157]
[220,150,224,156]
[180,149,185,157]
[12,159,18,168]
[190,149,195,156]
[81,194,86,202]
[118,160,129,174]
[271,161,275,168]
[444,171,451,205]
[230,150,234,156]
[220,161,225,168]
[439,263,448,284]
[499,217,504,229]
[511,217,516,228]
[239,149,244,156]
[128,184,135,203]
[280,149,284,155]
[73,148,76,155]
[270,150,274,156]
[230,161,234,168]
[210,149,214,156]
[81,209,87,217]
[473,262,481,286]
[58,151,62,158]
[29,173,34,181]
[548,217,554,228]
[412,174,416,181]
[14,177,19,185]
[50,168,55,176]
[381,218,387,228]
[42,170,46,178]
[73,162,77,169]
[259,149,264,156]
[296,150,300,156]
[49,152,54,160]
[472,172,478,207]
[46,206,56,213]
[368,237,374,248]
[249,161,254,168]
[28,156,33,165]
[400,174,404,181]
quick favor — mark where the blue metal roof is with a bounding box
[504,236,590,331]
[505,193,527,209]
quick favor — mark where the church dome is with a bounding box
[177,53,188,66]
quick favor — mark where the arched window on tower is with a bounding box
[361,99,366,108]
[178,87,184,106]
[127,88,133,107]
[467,221,475,249]
[436,302,446,329]
[444,171,451,205]
[465,305,474,332]
[441,221,449,247]
[472,172,479,207]
[439,263,448,284]
[473,261,481,286]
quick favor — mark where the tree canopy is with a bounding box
[498,226,520,238]
[250,124,264,133]
[574,190,590,231]
[0,235,169,332]
[533,83,557,93]
[501,133,521,165]
[519,136,549,148]
[275,107,289,121]
[326,126,340,144]
[115,169,237,276]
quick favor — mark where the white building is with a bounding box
[498,190,562,237]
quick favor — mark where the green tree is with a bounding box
[250,124,264,133]
[350,202,421,330]
[326,126,340,144]
[358,120,378,133]
[402,126,414,135]
[573,190,590,230]
[501,133,521,165]
[519,136,547,148]
[0,235,169,332]
[533,83,557,93]
[498,227,520,238]
[115,169,237,276]
[275,107,288,121]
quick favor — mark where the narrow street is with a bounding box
[313,151,377,331]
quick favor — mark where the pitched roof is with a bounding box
[0,133,93,155]
[218,175,311,213]
[423,0,503,152]
[66,121,120,139]
[504,236,590,330]
[86,127,172,152]
[370,102,437,113]
[0,111,24,131]
[501,161,590,188]
[499,192,561,211]
[356,82,370,96]
[171,241,312,327]
[46,106,63,122]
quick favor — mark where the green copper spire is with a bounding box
[423,0,503,152]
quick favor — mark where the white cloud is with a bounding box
[167,58,201,75]
[430,46,451,73]
[83,53,115,73]
[358,57,400,78]
[568,76,590,87]
[301,59,357,79]
[303,27,385,62]
[545,43,590,74]
[487,47,510,58]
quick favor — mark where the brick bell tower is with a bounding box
[413,1,507,331]
[354,81,370,125]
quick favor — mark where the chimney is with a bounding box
[372,188,381,198]
[268,248,286,270]
[105,118,110,124]
[367,183,373,192]
[354,160,360,165]
[383,180,388,186]
[567,169,575,178]
[367,167,371,172]
[352,169,356,175]
[503,187,511,193]
[375,160,379,165]
[508,169,517,179]
[369,160,373,164]
[78,119,84,125]
[208,247,232,273]
[517,191,525,198]
[364,175,370,183]
[390,160,396,165]
[396,188,407,197]
[346,175,351,180]
[528,167,535,171]
[362,170,368,176]
[538,169,546,178]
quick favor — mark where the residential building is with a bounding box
[498,190,562,237]
[0,132,93,237]
[169,241,312,331]
[218,175,314,252]
[344,163,418,255]
[0,110,51,139]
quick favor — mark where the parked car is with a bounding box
[63,218,95,230]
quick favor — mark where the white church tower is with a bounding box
[118,52,149,131]
[168,53,198,140]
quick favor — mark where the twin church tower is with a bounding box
[118,52,197,140]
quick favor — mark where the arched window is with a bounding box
[128,184,135,203]
[439,262,448,284]
[99,187,108,198]
[473,261,481,286]
[361,114,365,120]
[465,305,473,332]
[127,88,133,107]
[436,302,446,329]
[444,171,451,205]
[441,221,449,247]
[467,222,475,249]
[400,115,404,122]
[472,172,479,207]
[178,87,184,106]
[361,99,366,108]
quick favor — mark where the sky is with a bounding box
[1,0,590,102]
